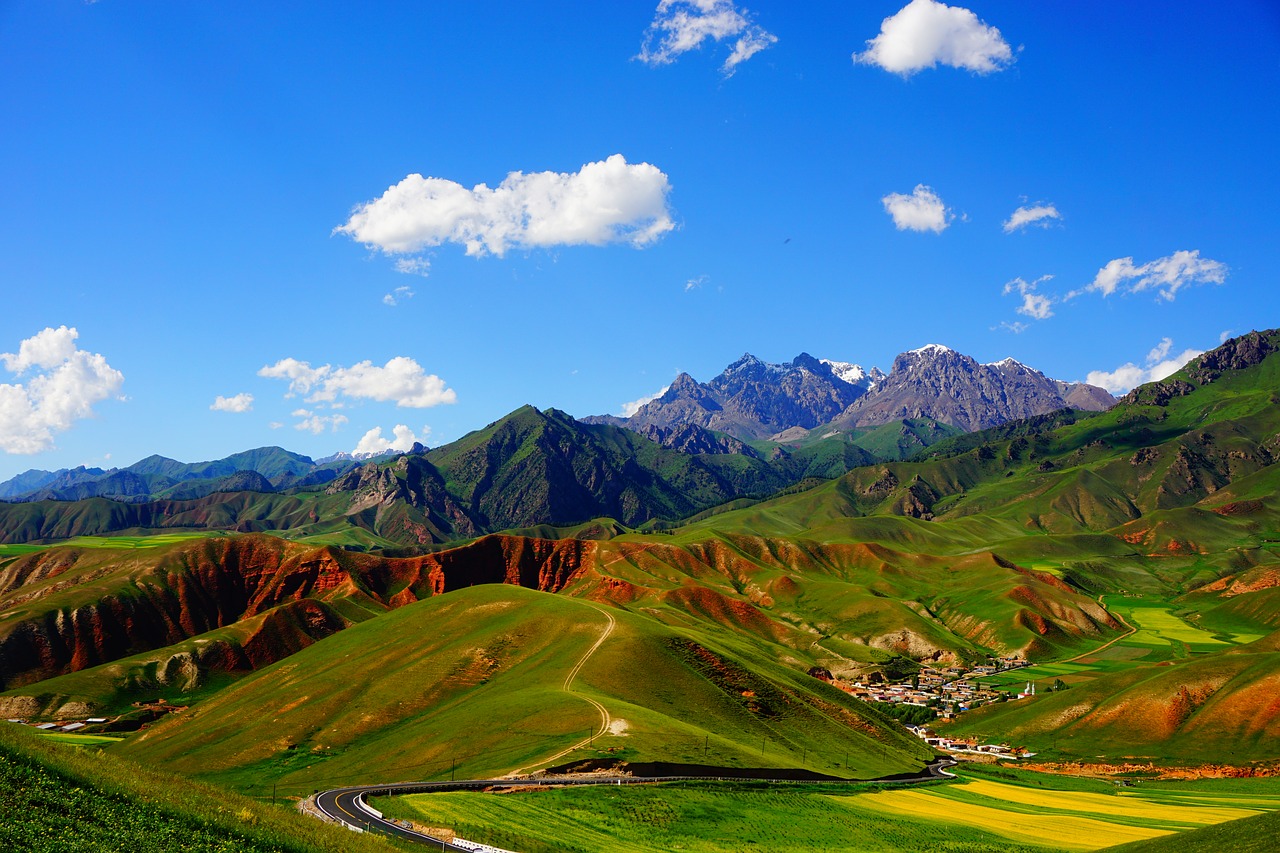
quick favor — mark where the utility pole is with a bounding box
[589,728,595,747]
[451,757,456,782]
[272,782,277,806]
[760,737,767,758]
[704,736,709,759]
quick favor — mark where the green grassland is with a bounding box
[0,722,399,853]
[113,584,933,796]
[373,763,1280,853]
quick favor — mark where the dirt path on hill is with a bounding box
[1062,595,1137,664]
[508,602,615,775]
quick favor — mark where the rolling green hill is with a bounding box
[0,721,395,852]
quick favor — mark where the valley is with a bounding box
[2,330,1279,850]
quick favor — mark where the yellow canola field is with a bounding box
[960,779,1260,825]
[833,789,1170,850]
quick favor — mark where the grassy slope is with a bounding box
[0,721,397,853]
[113,585,933,794]
[373,762,1280,853]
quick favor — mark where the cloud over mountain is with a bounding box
[855,0,1013,76]
[1086,337,1205,394]
[336,155,674,264]
[0,326,124,454]
[259,356,456,408]
[1073,250,1228,302]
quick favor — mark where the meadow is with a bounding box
[375,764,1280,853]
[0,722,399,853]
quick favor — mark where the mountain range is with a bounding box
[1,327,1279,836]
[587,344,1115,440]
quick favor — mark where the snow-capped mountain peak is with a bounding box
[820,359,884,389]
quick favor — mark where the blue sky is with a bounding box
[2,0,1278,479]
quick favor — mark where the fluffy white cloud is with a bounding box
[637,0,776,76]
[855,0,1013,76]
[383,285,415,307]
[684,274,708,292]
[0,326,124,454]
[292,409,349,435]
[1086,337,1204,394]
[353,424,429,456]
[1003,203,1062,233]
[1003,275,1054,320]
[336,155,675,266]
[882,184,953,233]
[620,386,670,418]
[259,356,456,409]
[1073,250,1228,302]
[210,393,253,413]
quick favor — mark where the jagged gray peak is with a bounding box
[597,352,870,440]
[834,345,1115,432]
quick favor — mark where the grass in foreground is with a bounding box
[0,722,399,853]
[376,765,1280,853]
[378,780,1044,853]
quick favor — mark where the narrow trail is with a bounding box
[1063,595,1137,664]
[508,602,615,775]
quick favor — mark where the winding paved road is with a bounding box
[313,758,958,848]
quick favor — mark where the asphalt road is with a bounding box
[313,757,958,849]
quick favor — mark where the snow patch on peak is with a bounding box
[908,344,954,356]
[726,353,784,375]
[821,359,882,389]
[986,357,1025,368]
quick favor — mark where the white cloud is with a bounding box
[353,424,429,456]
[336,155,675,267]
[685,274,708,292]
[996,320,1030,334]
[855,0,1014,76]
[1003,203,1062,233]
[293,409,349,435]
[1219,329,1234,344]
[1086,337,1204,394]
[269,421,284,430]
[394,258,431,278]
[1003,275,1054,321]
[637,0,777,76]
[882,184,953,233]
[210,392,254,413]
[383,285,415,306]
[1072,250,1228,302]
[259,356,456,408]
[620,385,670,418]
[0,326,124,454]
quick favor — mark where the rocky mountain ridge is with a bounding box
[592,344,1115,439]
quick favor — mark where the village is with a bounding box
[818,656,1041,759]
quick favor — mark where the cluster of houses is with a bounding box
[6,717,108,733]
[828,657,1033,718]
[906,726,1036,759]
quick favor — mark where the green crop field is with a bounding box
[374,765,1280,853]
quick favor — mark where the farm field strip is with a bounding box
[379,774,1280,853]
[835,788,1170,850]
[950,779,1261,825]
[979,599,1243,691]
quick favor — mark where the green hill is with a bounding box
[114,584,934,793]
[0,721,394,853]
